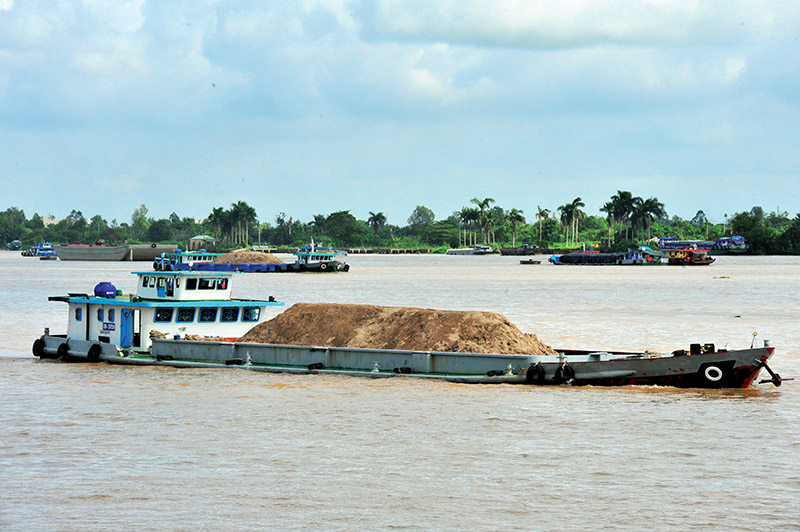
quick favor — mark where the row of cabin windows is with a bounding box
[74,306,258,323]
[154,306,261,323]
[74,308,116,322]
[141,276,228,291]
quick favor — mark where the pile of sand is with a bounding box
[212,249,284,264]
[239,303,557,356]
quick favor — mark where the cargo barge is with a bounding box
[32,272,787,388]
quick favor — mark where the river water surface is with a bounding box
[1,251,798,531]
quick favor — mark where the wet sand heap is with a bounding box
[239,303,557,356]
[212,249,284,264]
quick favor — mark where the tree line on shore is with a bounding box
[2,192,800,254]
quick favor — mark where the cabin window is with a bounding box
[155,308,174,322]
[199,307,217,322]
[97,308,104,322]
[220,307,239,322]
[175,278,181,288]
[142,276,149,287]
[242,307,261,322]
[75,307,82,321]
[198,278,216,290]
[157,277,166,288]
[108,309,115,322]
[186,278,197,290]
[217,278,228,290]
[149,277,156,288]
[176,308,195,322]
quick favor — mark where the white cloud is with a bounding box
[361,0,800,48]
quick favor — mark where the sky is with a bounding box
[2,0,800,227]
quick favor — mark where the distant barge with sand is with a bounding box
[32,271,788,388]
[153,243,349,273]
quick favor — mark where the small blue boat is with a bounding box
[21,242,55,257]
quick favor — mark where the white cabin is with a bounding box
[50,271,283,352]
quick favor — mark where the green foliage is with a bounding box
[420,219,458,247]
[407,205,435,230]
[730,209,776,254]
[2,198,799,254]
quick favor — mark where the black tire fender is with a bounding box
[526,363,545,384]
[554,363,575,384]
[320,263,328,271]
[32,338,46,358]
[57,343,70,359]
[151,243,157,248]
[87,343,102,363]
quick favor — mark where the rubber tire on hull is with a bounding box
[554,363,575,384]
[87,343,102,363]
[32,338,46,358]
[526,364,545,384]
[320,263,328,271]
[56,343,70,359]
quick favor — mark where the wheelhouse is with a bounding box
[48,271,283,352]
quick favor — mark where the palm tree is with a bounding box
[507,208,525,247]
[631,198,648,241]
[600,201,614,243]
[610,190,636,241]
[310,214,327,236]
[558,202,574,246]
[236,201,257,245]
[569,197,586,246]
[207,207,225,243]
[470,197,495,244]
[461,206,480,246]
[367,211,387,236]
[640,197,666,239]
[535,206,550,244]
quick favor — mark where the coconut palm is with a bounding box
[207,207,225,243]
[507,208,525,247]
[610,190,636,241]
[367,211,387,236]
[535,206,550,244]
[236,201,257,245]
[569,197,586,246]
[461,206,480,246]
[310,214,327,236]
[640,197,666,239]
[470,197,495,244]
[557,202,574,245]
[600,201,615,243]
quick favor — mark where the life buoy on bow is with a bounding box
[704,365,723,382]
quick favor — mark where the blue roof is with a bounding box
[63,295,282,308]
[131,271,240,276]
